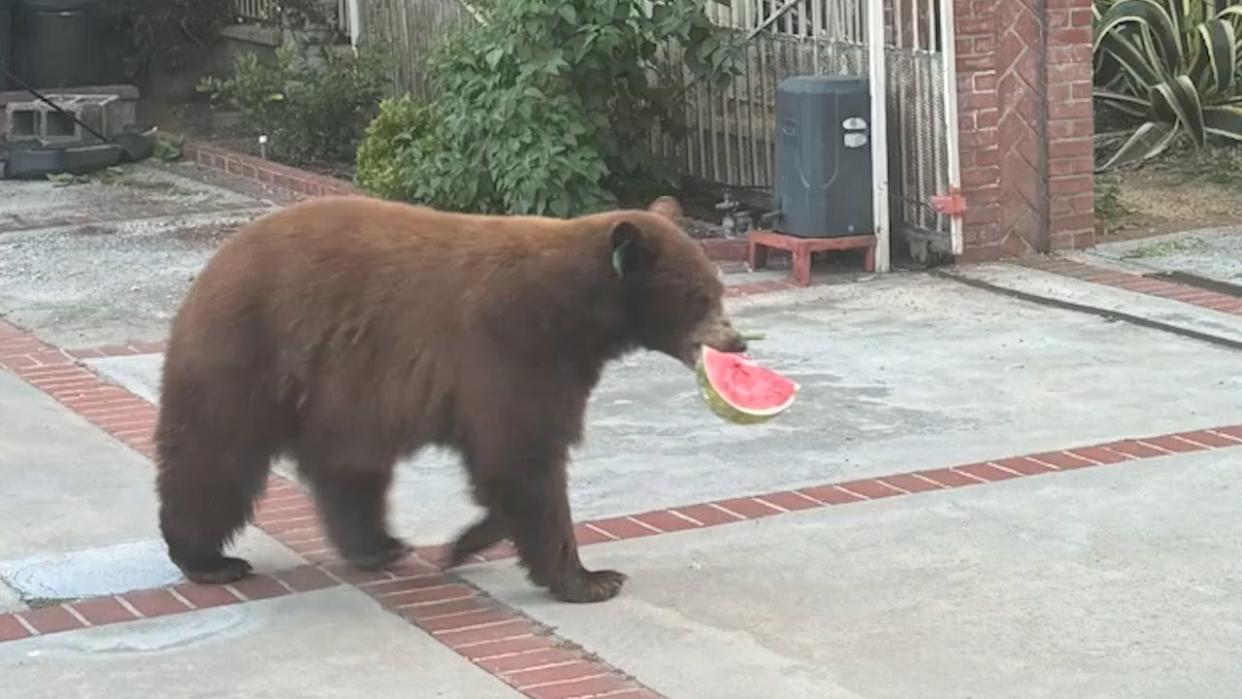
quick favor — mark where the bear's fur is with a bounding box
[154,195,745,603]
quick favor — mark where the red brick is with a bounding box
[0,614,32,642]
[877,473,944,494]
[423,608,520,634]
[525,674,635,699]
[384,584,476,608]
[321,562,397,585]
[756,490,823,512]
[836,479,905,499]
[282,534,331,553]
[274,566,338,593]
[1067,446,1131,465]
[122,588,192,617]
[797,485,865,505]
[229,575,291,601]
[713,497,783,519]
[1176,430,1241,448]
[1049,174,1092,195]
[587,516,660,540]
[72,597,139,626]
[385,556,439,582]
[1029,451,1099,470]
[457,635,556,661]
[991,456,1053,475]
[1050,26,1091,44]
[914,468,982,488]
[18,605,83,634]
[1212,425,1242,440]
[1048,155,1093,177]
[1049,118,1092,139]
[511,661,606,689]
[175,582,242,609]
[574,522,618,545]
[631,509,701,533]
[1141,435,1204,454]
[669,503,744,527]
[476,541,518,562]
[438,619,538,649]
[1102,440,1168,458]
[261,515,322,534]
[478,647,583,675]
[956,462,1022,482]
[366,574,454,598]
[256,505,318,525]
[400,596,490,622]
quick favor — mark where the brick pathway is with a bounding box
[2,247,1240,697]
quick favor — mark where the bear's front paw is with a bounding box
[181,556,253,584]
[553,568,628,603]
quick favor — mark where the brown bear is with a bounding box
[154,194,746,603]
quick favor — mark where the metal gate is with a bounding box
[676,0,962,265]
[351,0,961,267]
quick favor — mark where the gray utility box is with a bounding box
[772,75,873,238]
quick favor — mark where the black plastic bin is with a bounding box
[0,0,13,90]
[13,0,104,89]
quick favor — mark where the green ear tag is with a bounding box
[611,239,631,277]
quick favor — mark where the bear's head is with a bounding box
[608,197,748,368]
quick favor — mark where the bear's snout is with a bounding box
[680,313,747,367]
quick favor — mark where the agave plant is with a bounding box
[1094,0,1242,169]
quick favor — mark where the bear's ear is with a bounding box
[647,196,683,221]
[610,221,655,277]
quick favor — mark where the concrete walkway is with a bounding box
[1,163,1240,698]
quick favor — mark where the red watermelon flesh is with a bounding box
[696,345,798,424]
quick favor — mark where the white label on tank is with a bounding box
[843,117,867,131]
[844,133,868,148]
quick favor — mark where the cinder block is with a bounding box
[3,94,134,144]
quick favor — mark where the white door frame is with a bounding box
[867,0,891,272]
[939,0,963,256]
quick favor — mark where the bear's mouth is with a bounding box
[679,343,701,370]
[679,337,748,369]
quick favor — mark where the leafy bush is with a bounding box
[356,95,435,201]
[355,0,741,217]
[1094,0,1242,169]
[201,43,388,166]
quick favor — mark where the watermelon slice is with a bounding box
[695,345,798,424]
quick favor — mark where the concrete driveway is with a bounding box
[1,161,1240,698]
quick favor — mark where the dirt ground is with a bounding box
[1095,144,1242,242]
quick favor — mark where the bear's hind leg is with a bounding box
[300,463,409,571]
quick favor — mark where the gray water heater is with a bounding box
[772,75,873,238]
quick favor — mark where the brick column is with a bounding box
[953,0,1094,262]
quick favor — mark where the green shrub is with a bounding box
[356,95,437,201]
[1094,0,1242,169]
[355,0,741,216]
[200,43,388,166]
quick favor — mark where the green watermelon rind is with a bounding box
[695,350,798,425]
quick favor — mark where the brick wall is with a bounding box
[953,0,1095,262]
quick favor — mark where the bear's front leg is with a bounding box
[486,462,627,604]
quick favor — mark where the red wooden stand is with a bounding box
[747,230,876,286]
